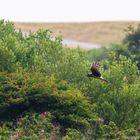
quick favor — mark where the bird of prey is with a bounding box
[87,62,109,83]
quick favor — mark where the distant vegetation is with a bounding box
[0,20,140,139]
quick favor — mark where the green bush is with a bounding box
[95,55,140,128]
[86,46,108,62]
[13,112,60,139]
[1,20,140,139]
[0,71,96,130]
[0,45,17,72]
[62,128,83,140]
[94,121,140,139]
[124,25,140,68]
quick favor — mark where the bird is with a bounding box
[87,62,109,83]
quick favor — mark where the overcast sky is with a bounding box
[0,0,140,22]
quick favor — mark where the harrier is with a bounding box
[87,62,109,83]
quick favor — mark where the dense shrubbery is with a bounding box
[123,25,140,69]
[0,71,96,130]
[96,56,140,127]
[0,20,140,139]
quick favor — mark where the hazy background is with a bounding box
[0,0,140,22]
[1,0,140,48]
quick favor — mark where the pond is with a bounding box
[63,38,101,49]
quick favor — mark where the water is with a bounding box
[63,39,101,49]
[22,31,101,49]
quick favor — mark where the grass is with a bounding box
[14,21,140,45]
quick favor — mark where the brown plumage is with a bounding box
[87,62,109,83]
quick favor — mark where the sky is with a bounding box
[0,0,140,22]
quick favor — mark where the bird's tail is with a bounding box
[99,76,109,83]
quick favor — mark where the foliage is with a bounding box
[62,128,83,140]
[94,121,140,139]
[124,25,140,68]
[0,20,140,139]
[87,54,140,128]
[0,71,96,130]
[86,46,108,62]
[0,45,17,72]
[13,112,60,139]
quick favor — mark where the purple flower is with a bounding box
[40,113,45,117]
[16,131,21,138]
[136,128,140,132]
[40,111,48,117]
[44,112,48,116]
[40,128,44,133]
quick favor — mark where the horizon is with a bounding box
[12,20,140,23]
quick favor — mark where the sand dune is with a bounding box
[14,21,140,45]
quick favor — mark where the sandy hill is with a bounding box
[14,21,140,45]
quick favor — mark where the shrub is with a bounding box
[94,121,140,139]
[86,46,108,62]
[0,45,17,72]
[62,128,83,140]
[1,20,140,139]
[95,55,140,128]
[124,25,140,68]
[0,71,96,130]
[13,112,60,139]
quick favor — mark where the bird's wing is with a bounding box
[90,63,101,77]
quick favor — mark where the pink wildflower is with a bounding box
[40,111,48,117]
[40,128,44,133]
[137,128,140,132]
[16,131,21,138]
[41,113,45,117]
[44,112,48,116]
